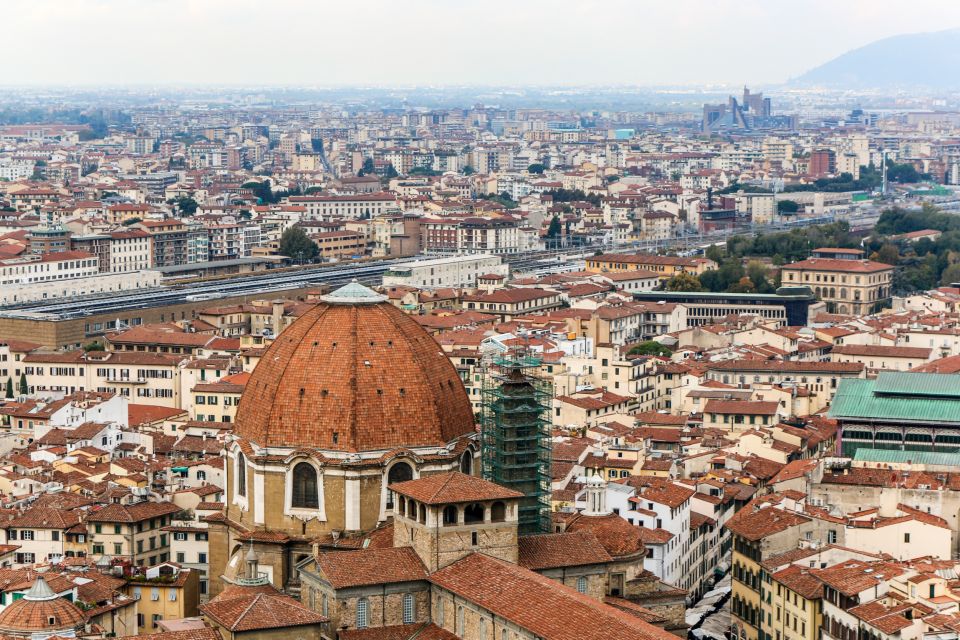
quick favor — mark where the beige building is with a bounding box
[87,501,182,567]
[780,258,893,315]
[124,562,200,634]
[23,350,183,407]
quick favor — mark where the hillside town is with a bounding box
[3,80,960,640]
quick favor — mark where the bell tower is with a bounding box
[389,471,522,572]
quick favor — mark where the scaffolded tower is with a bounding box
[480,352,552,535]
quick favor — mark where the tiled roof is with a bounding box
[564,513,646,558]
[783,258,892,273]
[315,547,427,588]
[518,532,613,570]
[201,592,327,632]
[429,553,678,640]
[233,297,476,452]
[724,504,810,541]
[390,472,522,505]
[86,500,180,523]
[832,344,931,358]
[339,623,459,640]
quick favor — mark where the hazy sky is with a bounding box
[7,0,960,87]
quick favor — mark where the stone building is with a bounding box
[209,281,480,598]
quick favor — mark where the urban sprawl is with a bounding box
[1,85,960,640]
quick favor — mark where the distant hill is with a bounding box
[795,28,960,89]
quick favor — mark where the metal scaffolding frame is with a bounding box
[480,352,552,535]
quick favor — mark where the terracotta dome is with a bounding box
[0,576,86,635]
[234,282,476,452]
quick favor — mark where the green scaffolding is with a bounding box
[480,353,553,535]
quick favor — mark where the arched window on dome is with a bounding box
[236,453,247,498]
[386,461,413,511]
[292,462,320,509]
[460,451,473,475]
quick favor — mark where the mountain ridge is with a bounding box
[794,28,960,89]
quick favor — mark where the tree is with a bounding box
[665,272,703,292]
[242,180,280,205]
[169,196,198,216]
[358,158,375,176]
[384,164,399,180]
[238,210,252,220]
[462,165,475,176]
[121,217,142,226]
[304,186,324,195]
[83,342,104,352]
[18,373,27,396]
[628,341,672,358]
[527,163,545,174]
[777,200,799,213]
[871,244,900,266]
[941,263,960,286]
[279,226,319,263]
[4,377,12,399]
[547,216,562,238]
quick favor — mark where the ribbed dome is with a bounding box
[0,576,86,633]
[234,282,476,452]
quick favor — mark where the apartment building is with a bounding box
[124,563,200,633]
[87,501,182,566]
[462,288,564,320]
[383,254,508,289]
[780,258,893,315]
[309,230,368,260]
[0,251,99,287]
[586,253,716,279]
[288,192,398,220]
[2,507,84,566]
[135,219,208,268]
[23,350,183,407]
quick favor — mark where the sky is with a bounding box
[6,0,960,87]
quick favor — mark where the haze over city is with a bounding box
[6,0,960,86]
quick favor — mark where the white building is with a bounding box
[0,251,99,287]
[0,269,161,306]
[382,254,509,289]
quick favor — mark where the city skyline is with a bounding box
[6,0,960,87]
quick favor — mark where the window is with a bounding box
[176,552,185,563]
[21,531,33,541]
[480,618,487,640]
[576,576,587,593]
[386,462,413,510]
[457,606,464,635]
[152,614,162,628]
[175,532,187,541]
[356,598,369,628]
[198,552,207,563]
[292,462,319,509]
[169,590,177,601]
[403,593,415,623]
[236,453,247,498]
[322,593,328,617]
[151,588,160,601]
[905,533,911,543]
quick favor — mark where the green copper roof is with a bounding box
[853,448,960,467]
[830,373,960,425]
[872,371,960,398]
